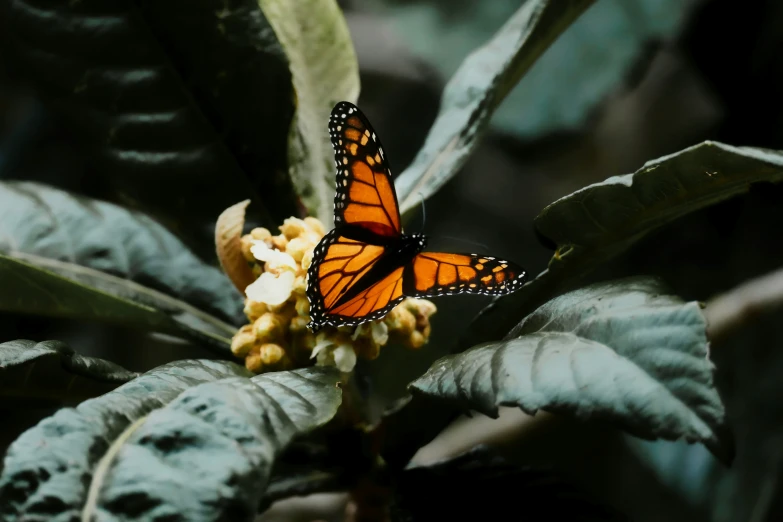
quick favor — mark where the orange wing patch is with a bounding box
[307,230,387,318]
[409,252,526,297]
[329,102,401,237]
[329,267,405,318]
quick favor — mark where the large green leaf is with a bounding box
[259,0,360,224]
[412,277,734,464]
[1,0,326,247]
[0,253,236,354]
[86,368,341,520]
[392,445,626,522]
[393,0,595,215]
[0,359,250,520]
[0,339,138,407]
[465,141,783,348]
[0,362,341,521]
[0,181,243,324]
[384,0,700,138]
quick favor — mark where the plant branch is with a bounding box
[705,266,783,342]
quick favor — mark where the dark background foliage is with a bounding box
[1,0,782,521]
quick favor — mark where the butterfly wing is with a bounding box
[329,101,401,238]
[307,229,404,331]
[406,252,527,297]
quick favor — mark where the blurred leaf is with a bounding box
[3,0,303,250]
[465,141,783,348]
[260,0,360,224]
[393,0,595,215]
[386,0,700,138]
[0,339,138,407]
[0,362,341,521]
[0,359,249,518]
[0,180,243,324]
[412,277,734,464]
[392,444,626,522]
[0,253,235,354]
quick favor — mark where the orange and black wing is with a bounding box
[329,101,401,238]
[307,229,403,331]
[406,252,527,298]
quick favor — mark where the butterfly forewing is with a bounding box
[329,102,401,237]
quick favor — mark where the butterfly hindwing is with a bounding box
[329,101,401,238]
[407,252,526,298]
[307,228,400,330]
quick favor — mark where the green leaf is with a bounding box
[81,368,341,521]
[0,253,236,354]
[0,339,138,407]
[4,0,303,246]
[392,445,626,522]
[0,181,243,324]
[465,141,783,348]
[0,359,252,519]
[412,277,734,464]
[385,0,699,138]
[393,0,596,215]
[259,0,360,223]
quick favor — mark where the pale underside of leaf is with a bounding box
[394,0,596,215]
[80,367,342,522]
[413,277,733,464]
[259,0,361,224]
[0,360,251,521]
[463,141,783,349]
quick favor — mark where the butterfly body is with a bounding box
[306,102,527,333]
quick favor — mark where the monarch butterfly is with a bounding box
[306,101,527,332]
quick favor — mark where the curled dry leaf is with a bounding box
[215,199,256,294]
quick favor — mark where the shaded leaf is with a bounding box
[0,359,252,520]
[259,0,361,223]
[392,444,626,522]
[385,0,700,138]
[394,0,595,215]
[4,0,301,249]
[0,181,243,324]
[412,277,734,464]
[0,339,138,407]
[0,253,236,354]
[83,367,341,521]
[465,141,783,348]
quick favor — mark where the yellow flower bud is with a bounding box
[286,236,309,263]
[407,330,427,349]
[240,235,256,263]
[292,276,307,296]
[295,295,310,317]
[243,300,268,321]
[260,343,286,366]
[304,217,326,236]
[301,249,314,272]
[280,217,307,240]
[385,306,416,336]
[289,315,309,333]
[245,345,264,373]
[230,324,256,357]
[250,227,272,241]
[254,312,284,343]
[271,234,288,252]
